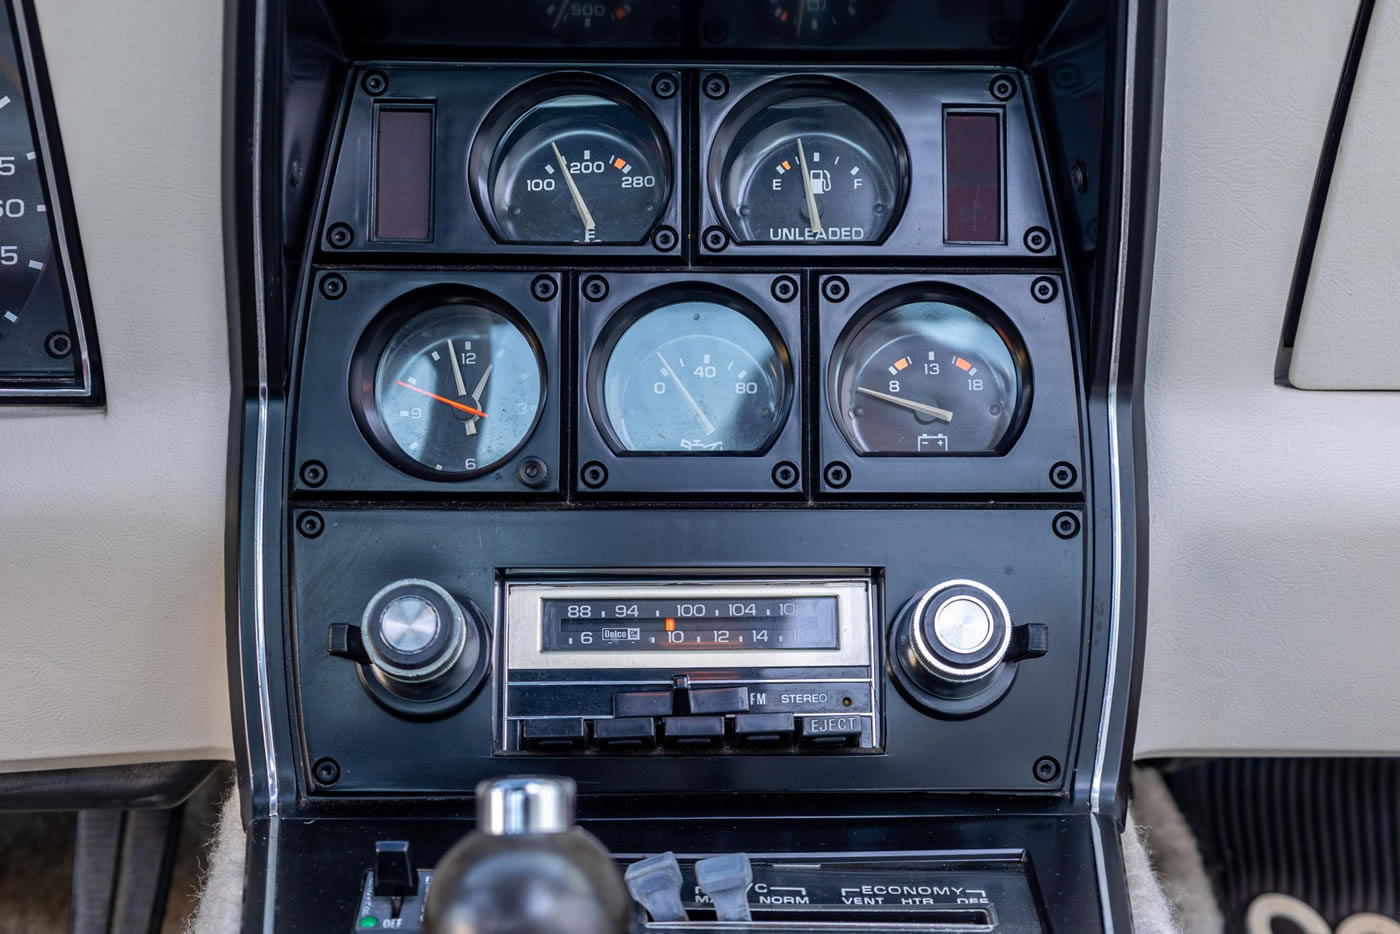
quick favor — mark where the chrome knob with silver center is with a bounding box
[909,579,1013,683]
[362,578,468,685]
[889,578,1048,719]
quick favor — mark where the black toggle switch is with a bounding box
[372,840,417,898]
[1006,623,1050,662]
[327,623,368,663]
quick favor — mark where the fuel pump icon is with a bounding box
[809,169,831,195]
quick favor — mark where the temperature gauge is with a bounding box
[473,80,671,244]
[709,79,907,244]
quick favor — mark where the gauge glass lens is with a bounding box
[760,0,886,42]
[713,88,904,244]
[526,1,634,42]
[373,304,544,476]
[599,298,788,453]
[832,299,1021,455]
[484,91,669,244]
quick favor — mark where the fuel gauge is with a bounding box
[709,79,907,244]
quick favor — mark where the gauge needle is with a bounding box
[447,339,468,396]
[856,386,954,423]
[552,0,570,29]
[657,351,717,436]
[551,140,597,236]
[797,137,823,235]
[464,363,492,437]
[395,380,487,418]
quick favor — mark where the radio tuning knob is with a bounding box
[328,578,490,714]
[890,580,1048,718]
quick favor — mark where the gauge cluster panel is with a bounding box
[0,0,100,403]
[320,65,1052,261]
[287,59,1088,799]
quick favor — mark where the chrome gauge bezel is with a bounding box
[586,283,795,458]
[467,72,674,247]
[706,75,910,247]
[349,284,549,482]
[827,282,1033,458]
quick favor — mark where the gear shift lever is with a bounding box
[423,777,632,934]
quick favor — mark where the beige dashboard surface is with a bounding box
[1137,0,1400,757]
[1289,0,1400,390]
[0,0,232,771]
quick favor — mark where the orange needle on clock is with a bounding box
[395,380,487,418]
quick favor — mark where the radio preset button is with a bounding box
[661,716,726,746]
[592,717,657,748]
[687,686,750,715]
[733,713,796,744]
[614,691,674,718]
[798,715,865,746]
[521,718,588,750]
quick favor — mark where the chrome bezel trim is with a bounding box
[0,0,94,399]
[504,578,874,671]
[909,579,1012,681]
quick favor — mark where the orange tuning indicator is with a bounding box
[665,618,676,631]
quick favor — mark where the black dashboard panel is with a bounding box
[225,0,1161,929]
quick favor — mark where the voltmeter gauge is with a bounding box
[472,79,671,244]
[830,288,1027,455]
[709,79,906,244]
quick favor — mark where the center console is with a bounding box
[223,1,1161,930]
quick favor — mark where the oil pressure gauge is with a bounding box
[709,78,907,244]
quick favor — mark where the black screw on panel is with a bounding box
[1049,462,1077,489]
[530,275,558,302]
[361,71,388,96]
[1070,161,1089,194]
[44,331,72,358]
[771,276,798,302]
[313,757,341,785]
[1024,227,1051,253]
[990,74,1017,101]
[582,275,610,302]
[702,226,729,252]
[822,276,850,303]
[319,274,346,300]
[771,462,799,489]
[1033,756,1061,783]
[1052,512,1081,540]
[651,226,678,252]
[702,17,729,44]
[327,223,354,249]
[652,17,679,44]
[702,73,729,99]
[297,512,325,539]
[1031,276,1058,303]
[516,457,550,489]
[580,462,609,489]
[651,73,678,99]
[300,460,327,488]
[823,462,851,489]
